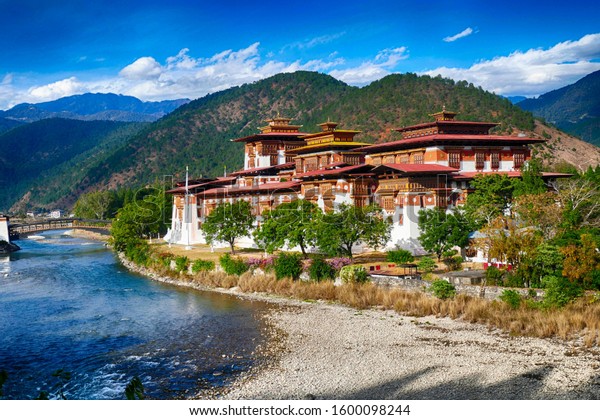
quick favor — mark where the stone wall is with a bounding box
[370,274,544,301]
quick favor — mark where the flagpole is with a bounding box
[185,165,192,250]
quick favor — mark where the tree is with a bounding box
[418,208,472,261]
[73,190,114,219]
[555,178,600,229]
[561,234,600,289]
[254,199,321,258]
[513,158,547,197]
[314,204,391,258]
[514,192,562,240]
[464,174,515,227]
[201,201,254,254]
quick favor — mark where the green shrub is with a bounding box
[430,280,456,299]
[309,256,336,282]
[417,256,436,273]
[219,253,249,276]
[156,252,175,268]
[499,289,522,309]
[485,266,505,286]
[191,259,215,273]
[273,252,303,280]
[387,249,414,264]
[542,275,583,308]
[443,255,463,271]
[339,265,369,283]
[505,272,525,288]
[174,256,190,273]
[124,241,150,266]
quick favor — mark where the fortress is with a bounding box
[165,110,567,253]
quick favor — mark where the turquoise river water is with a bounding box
[0,231,270,399]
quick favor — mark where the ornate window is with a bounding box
[514,152,524,169]
[413,153,424,165]
[475,152,485,170]
[449,152,461,169]
[491,152,500,170]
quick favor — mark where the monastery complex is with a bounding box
[165,110,566,254]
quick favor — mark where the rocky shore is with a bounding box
[118,255,600,400]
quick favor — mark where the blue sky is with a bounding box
[0,0,599,109]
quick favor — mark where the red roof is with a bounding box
[372,163,458,174]
[355,134,545,153]
[166,177,236,194]
[200,181,301,197]
[231,132,308,143]
[395,120,498,132]
[452,171,573,180]
[229,162,296,176]
[295,164,371,178]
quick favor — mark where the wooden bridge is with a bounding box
[9,218,111,239]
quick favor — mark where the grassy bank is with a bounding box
[122,244,600,348]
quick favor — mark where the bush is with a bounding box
[417,256,436,273]
[339,265,369,284]
[309,256,336,282]
[219,253,249,276]
[387,249,414,264]
[174,256,190,273]
[273,252,303,280]
[485,266,505,286]
[542,275,583,308]
[191,259,215,273]
[156,252,175,268]
[499,289,521,309]
[430,280,456,299]
[443,255,463,272]
[505,272,525,288]
[125,241,150,266]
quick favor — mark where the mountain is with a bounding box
[506,96,527,104]
[518,70,600,145]
[4,71,600,213]
[0,119,147,212]
[0,117,24,134]
[0,93,189,123]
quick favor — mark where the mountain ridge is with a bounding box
[518,70,600,145]
[0,93,189,123]
[3,71,599,213]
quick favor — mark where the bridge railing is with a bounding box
[9,218,112,236]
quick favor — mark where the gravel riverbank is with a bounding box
[118,255,600,400]
[225,303,600,400]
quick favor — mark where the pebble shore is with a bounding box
[117,255,600,400]
[225,303,600,400]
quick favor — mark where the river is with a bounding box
[0,231,270,400]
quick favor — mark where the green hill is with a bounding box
[0,119,147,212]
[90,71,535,189]
[519,70,600,145]
[4,70,578,213]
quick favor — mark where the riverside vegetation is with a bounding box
[100,159,600,348]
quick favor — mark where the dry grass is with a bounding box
[138,251,600,347]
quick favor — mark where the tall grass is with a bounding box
[133,251,600,347]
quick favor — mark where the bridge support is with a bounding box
[0,215,20,254]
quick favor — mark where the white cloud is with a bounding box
[330,46,409,85]
[281,32,346,52]
[443,27,474,42]
[28,77,86,101]
[424,33,600,96]
[119,56,162,80]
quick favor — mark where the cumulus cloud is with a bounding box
[28,77,86,101]
[443,27,474,42]
[330,46,409,85]
[119,56,162,80]
[424,33,600,96]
